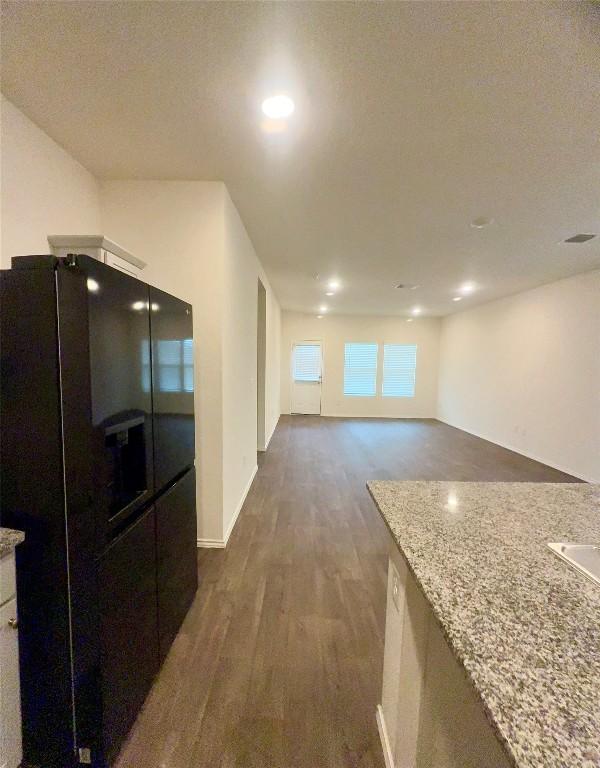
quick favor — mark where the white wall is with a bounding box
[281,312,440,418]
[100,180,226,541]
[101,181,281,545]
[0,95,101,267]
[438,270,600,482]
[221,188,280,539]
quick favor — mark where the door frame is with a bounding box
[289,339,323,415]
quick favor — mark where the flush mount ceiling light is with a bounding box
[86,278,99,293]
[563,233,596,243]
[261,94,295,119]
[411,307,422,316]
[470,217,494,229]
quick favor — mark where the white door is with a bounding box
[291,342,322,414]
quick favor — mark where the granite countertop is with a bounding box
[0,526,25,558]
[367,481,600,768]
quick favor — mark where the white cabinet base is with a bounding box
[379,545,511,768]
[0,557,22,768]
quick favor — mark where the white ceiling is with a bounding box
[2,1,599,316]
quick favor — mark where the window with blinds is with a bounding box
[141,338,194,393]
[382,344,417,397]
[293,343,321,382]
[343,343,378,396]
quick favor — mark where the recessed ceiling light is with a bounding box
[319,305,328,312]
[453,296,462,302]
[459,282,476,295]
[261,94,295,119]
[406,318,414,323]
[327,279,340,291]
[86,278,99,293]
[317,315,323,319]
[411,307,422,316]
[470,217,494,229]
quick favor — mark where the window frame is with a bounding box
[292,342,323,383]
[343,342,379,397]
[381,343,417,398]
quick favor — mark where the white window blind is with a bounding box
[141,339,151,393]
[293,344,321,382]
[142,338,194,393]
[382,344,417,397]
[344,343,378,396]
[183,338,194,392]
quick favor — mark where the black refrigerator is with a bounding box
[0,254,198,767]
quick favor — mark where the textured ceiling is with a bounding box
[2,1,599,316]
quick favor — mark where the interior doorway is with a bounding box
[257,279,267,452]
[291,342,322,415]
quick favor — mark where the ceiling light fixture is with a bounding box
[317,315,323,319]
[327,279,340,291]
[132,300,146,311]
[261,94,295,119]
[459,282,476,295]
[406,318,414,323]
[319,305,328,312]
[453,296,462,302]
[411,307,422,316]
[325,291,334,296]
[86,278,99,293]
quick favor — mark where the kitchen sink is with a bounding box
[548,543,600,587]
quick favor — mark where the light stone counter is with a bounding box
[0,527,25,559]
[368,481,600,768]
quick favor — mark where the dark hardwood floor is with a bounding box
[114,416,580,768]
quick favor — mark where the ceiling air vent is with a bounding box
[563,234,596,243]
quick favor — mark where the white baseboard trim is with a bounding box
[436,418,596,483]
[223,463,258,545]
[197,463,259,549]
[323,413,435,420]
[376,705,395,768]
[196,536,226,549]
[259,415,280,452]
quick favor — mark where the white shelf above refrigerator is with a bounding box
[47,234,146,278]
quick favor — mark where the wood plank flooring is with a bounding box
[114,416,580,768]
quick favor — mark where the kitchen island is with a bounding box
[368,481,600,768]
